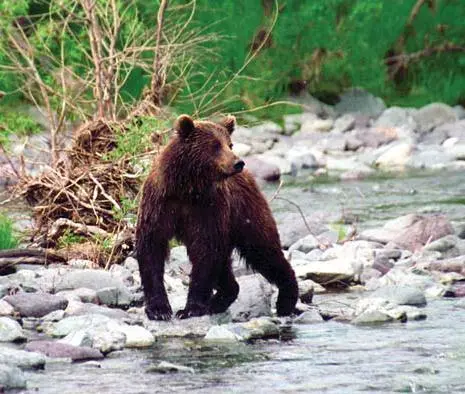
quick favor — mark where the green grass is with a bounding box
[0,214,19,250]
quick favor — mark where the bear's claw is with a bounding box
[176,303,209,319]
[145,302,172,321]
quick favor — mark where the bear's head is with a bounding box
[170,114,245,181]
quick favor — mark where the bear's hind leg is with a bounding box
[240,246,298,316]
[210,262,239,314]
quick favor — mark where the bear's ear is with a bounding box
[220,115,236,135]
[175,114,195,139]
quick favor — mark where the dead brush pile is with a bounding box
[17,119,154,266]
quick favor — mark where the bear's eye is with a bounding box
[229,143,233,149]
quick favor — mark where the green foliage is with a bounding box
[104,117,170,162]
[112,196,138,224]
[0,214,19,250]
[0,107,42,146]
[1,0,465,124]
[57,229,86,249]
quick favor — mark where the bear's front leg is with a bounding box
[136,236,173,320]
[176,250,218,319]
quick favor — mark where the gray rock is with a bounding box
[244,156,280,182]
[325,156,374,177]
[301,117,334,133]
[123,257,139,273]
[68,259,95,269]
[57,287,99,303]
[413,103,458,133]
[453,105,465,119]
[0,317,26,342]
[351,310,395,325]
[249,121,282,135]
[368,285,427,307]
[365,267,435,292]
[144,315,214,338]
[147,361,194,374]
[423,234,459,253]
[41,310,65,322]
[229,275,273,322]
[96,286,133,307]
[332,114,356,134]
[25,340,104,361]
[61,326,126,354]
[432,119,465,140]
[335,88,386,118]
[0,347,45,369]
[298,280,315,303]
[292,258,358,288]
[47,314,115,337]
[109,264,134,287]
[205,317,280,342]
[3,292,68,318]
[277,213,327,249]
[374,107,417,130]
[289,234,320,253]
[407,147,454,169]
[55,269,130,293]
[285,146,319,170]
[349,127,397,148]
[64,301,130,320]
[0,364,26,390]
[257,153,294,175]
[293,309,324,323]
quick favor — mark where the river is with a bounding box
[15,169,465,393]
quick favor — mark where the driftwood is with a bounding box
[0,248,66,275]
[12,118,151,266]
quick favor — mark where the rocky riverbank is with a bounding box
[235,91,465,182]
[2,207,465,389]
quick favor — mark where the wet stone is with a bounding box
[0,317,26,342]
[3,292,68,318]
[25,340,104,361]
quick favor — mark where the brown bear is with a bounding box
[135,114,298,320]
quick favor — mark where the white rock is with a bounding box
[110,323,154,348]
[257,153,293,175]
[232,142,252,157]
[0,300,15,316]
[0,348,45,369]
[375,142,413,169]
[0,364,27,390]
[0,317,26,342]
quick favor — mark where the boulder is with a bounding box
[0,364,26,390]
[413,103,458,133]
[229,275,273,322]
[0,317,26,342]
[3,292,68,318]
[25,340,104,361]
[335,88,386,118]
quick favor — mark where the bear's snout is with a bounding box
[233,159,245,172]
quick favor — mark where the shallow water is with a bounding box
[23,298,465,393]
[13,170,465,393]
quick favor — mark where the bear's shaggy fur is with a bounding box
[136,114,298,320]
